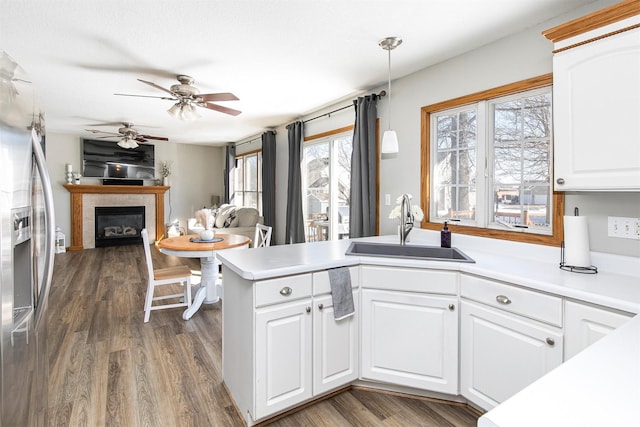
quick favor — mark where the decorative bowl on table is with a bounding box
[200,229,214,241]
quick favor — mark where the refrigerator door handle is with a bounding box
[31,129,55,328]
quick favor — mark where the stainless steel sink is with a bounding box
[345,241,475,263]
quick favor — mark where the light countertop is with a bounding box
[217,230,640,313]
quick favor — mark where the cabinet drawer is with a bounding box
[313,267,359,295]
[255,274,312,307]
[361,266,456,294]
[461,275,562,327]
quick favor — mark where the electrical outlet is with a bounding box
[608,216,640,240]
[385,194,391,206]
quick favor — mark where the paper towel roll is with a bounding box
[563,216,591,267]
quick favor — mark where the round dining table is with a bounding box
[157,233,251,320]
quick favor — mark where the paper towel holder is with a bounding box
[559,207,598,274]
[560,242,598,273]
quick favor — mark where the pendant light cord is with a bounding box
[387,47,392,131]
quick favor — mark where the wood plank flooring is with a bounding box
[47,245,480,426]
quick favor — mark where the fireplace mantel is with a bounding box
[63,184,169,251]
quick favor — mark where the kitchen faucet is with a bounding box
[400,194,414,245]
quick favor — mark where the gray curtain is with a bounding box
[261,131,277,233]
[224,143,235,204]
[285,121,305,244]
[349,94,378,237]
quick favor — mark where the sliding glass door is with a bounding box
[302,132,352,241]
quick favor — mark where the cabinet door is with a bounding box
[361,289,458,394]
[564,300,633,361]
[553,27,640,191]
[313,292,359,395]
[460,300,562,411]
[255,299,312,419]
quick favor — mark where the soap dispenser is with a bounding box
[441,221,451,248]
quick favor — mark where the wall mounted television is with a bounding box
[82,139,155,180]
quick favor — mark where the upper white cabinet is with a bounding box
[544,5,640,191]
[564,300,633,361]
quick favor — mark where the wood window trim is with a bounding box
[420,74,565,247]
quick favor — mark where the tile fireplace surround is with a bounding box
[63,184,169,251]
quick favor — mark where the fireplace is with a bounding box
[95,206,145,247]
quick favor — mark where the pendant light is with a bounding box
[379,36,402,154]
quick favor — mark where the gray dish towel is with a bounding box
[328,267,355,320]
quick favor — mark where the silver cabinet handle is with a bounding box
[318,303,324,310]
[546,338,555,346]
[496,295,512,305]
[280,287,292,296]
[556,178,565,185]
[448,304,455,311]
[305,306,311,313]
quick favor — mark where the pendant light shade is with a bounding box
[379,36,402,154]
[381,130,399,153]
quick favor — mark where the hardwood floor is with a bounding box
[47,245,480,426]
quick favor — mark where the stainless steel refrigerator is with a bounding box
[0,51,55,426]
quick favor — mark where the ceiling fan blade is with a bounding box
[201,102,242,116]
[85,129,121,136]
[140,135,169,141]
[137,79,176,96]
[114,93,175,100]
[199,92,239,102]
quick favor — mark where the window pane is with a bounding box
[245,154,258,191]
[244,191,258,210]
[492,92,552,232]
[235,157,244,191]
[433,108,477,221]
[304,142,330,219]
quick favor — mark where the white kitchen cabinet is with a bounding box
[255,298,313,418]
[550,18,640,191]
[312,292,359,395]
[223,267,359,425]
[460,274,563,411]
[361,288,458,394]
[564,300,633,361]
[460,300,563,411]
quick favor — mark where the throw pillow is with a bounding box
[215,205,235,228]
[223,210,236,228]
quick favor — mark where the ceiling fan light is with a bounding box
[117,139,128,149]
[167,103,181,118]
[128,139,139,149]
[381,130,399,154]
[189,103,201,120]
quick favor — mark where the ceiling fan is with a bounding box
[85,122,168,149]
[115,74,241,120]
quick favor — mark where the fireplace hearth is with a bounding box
[95,206,145,247]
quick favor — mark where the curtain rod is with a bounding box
[303,90,386,124]
[235,91,386,145]
[235,129,277,147]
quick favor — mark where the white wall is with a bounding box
[45,132,223,241]
[271,0,639,257]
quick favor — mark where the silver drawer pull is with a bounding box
[280,287,292,296]
[496,295,512,305]
[546,337,555,346]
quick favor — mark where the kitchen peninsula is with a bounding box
[217,230,640,426]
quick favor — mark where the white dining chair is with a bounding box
[254,224,273,248]
[141,229,192,322]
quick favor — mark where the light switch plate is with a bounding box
[607,216,640,240]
